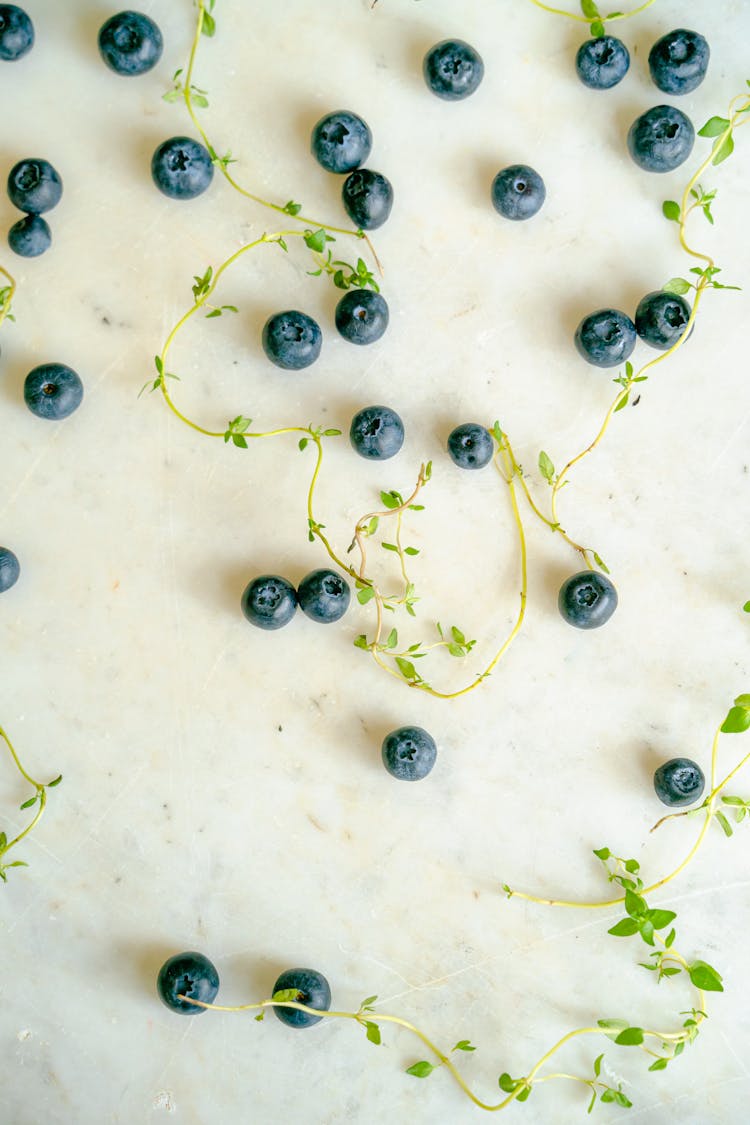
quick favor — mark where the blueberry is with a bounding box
[447,423,494,470]
[297,569,351,624]
[151,136,214,200]
[7,159,62,215]
[627,105,695,174]
[157,951,219,1015]
[8,213,51,257]
[0,4,33,60]
[0,546,20,592]
[349,405,404,460]
[334,289,389,346]
[654,758,705,807]
[342,169,393,231]
[311,110,372,174]
[24,363,83,420]
[574,308,636,368]
[648,29,709,95]
[423,39,484,100]
[261,310,322,370]
[558,570,618,629]
[272,967,331,1029]
[98,10,163,76]
[575,36,629,89]
[635,290,691,351]
[491,164,545,221]
[241,575,297,631]
[381,726,437,781]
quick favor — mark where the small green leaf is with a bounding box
[662,967,681,978]
[406,1060,435,1078]
[453,1040,476,1052]
[665,928,676,948]
[698,116,731,138]
[721,706,750,734]
[648,1057,669,1072]
[711,131,735,166]
[365,1021,381,1045]
[600,1089,615,1104]
[395,657,418,681]
[19,796,37,811]
[516,1086,531,1103]
[590,18,605,37]
[404,547,419,556]
[593,1053,603,1078]
[662,200,681,223]
[715,810,733,837]
[733,694,750,708]
[593,552,610,574]
[0,832,6,849]
[614,391,629,412]
[357,586,375,605]
[201,9,216,36]
[593,847,611,861]
[587,1089,597,1115]
[447,643,464,658]
[624,890,646,918]
[323,428,342,437]
[361,995,378,1009]
[380,490,401,510]
[598,1018,628,1038]
[283,200,302,216]
[353,634,369,650]
[580,0,600,17]
[608,918,639,938]
[304,228,332,254]
[272,988,302,1003]
[688,960,724,992]
[614,1027,644,1047]
[298,438,308,451]
[381,542,398,553]
[538,450,555,482]
[646,909,677,930]
[613,1091,633,1108]
[743,601,750,613]
[498,1073,516,1092]
[663,277,692,295]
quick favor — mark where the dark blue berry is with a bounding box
[157,951,219,1015]
[648,29,709,96]
[241,574,297,631]
[491,165,545,221]
[342,169,393,231]
[7,159,62,215]
[574,308,636,368]
[447,423,493,470]
[558,570,618,629]
[334,289,389,346]
[273,967,331,1029]
[311,110,372,174]
[98,10,163,76]
[8,213,51,257]
[0,546,20,592]
[381,726,437,781]
[423,39,484,100]
[575,36,629,89]
[653,758,705,807]
[151,136,213,200]
[297,569,351,624]
[0,4,32,60]
[24,363,83,420]
[262,310,322,370]
[635,290,691,351]
[349,405,404,460]
[627,105,695,173]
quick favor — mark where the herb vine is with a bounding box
[0,723,61,883]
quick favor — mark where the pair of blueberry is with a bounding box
[576,28,709,95]
[575,290,691,368]
[261,290,390,371]
[157,955,331,1028]
[7,157,62,258]
[311,111,393,230]
[241,570,351,630]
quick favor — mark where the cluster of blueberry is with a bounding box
[6,157,61,259]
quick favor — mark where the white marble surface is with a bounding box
[1,1,749,1122]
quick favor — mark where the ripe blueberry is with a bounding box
[575,36,629,89]
[0,3,33,60]
[334,289,389,346]
[98,10,163,76]
[311,110,372,174]
[447,423,493,470]
[8,213,51,257]
[423,39,484,100]
[627,105,695,173]
[381,726,437,781]
[574,308,636,368]
[297,569,351,624]
[653,758,705,807]
[635,290,691,351]
[24,363,83,420]
[273,967,331,1029]
[157,951,219,1015]
[491,164,545,221]
[262,310,322,370]
[151,136,214,200]
[349,405,404,460]
[558,571,618,629]
[241,575,297,630]
[342,169,393,231]
[0,546,20,592]
[7,159,62,214]
[648,29,709,95]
